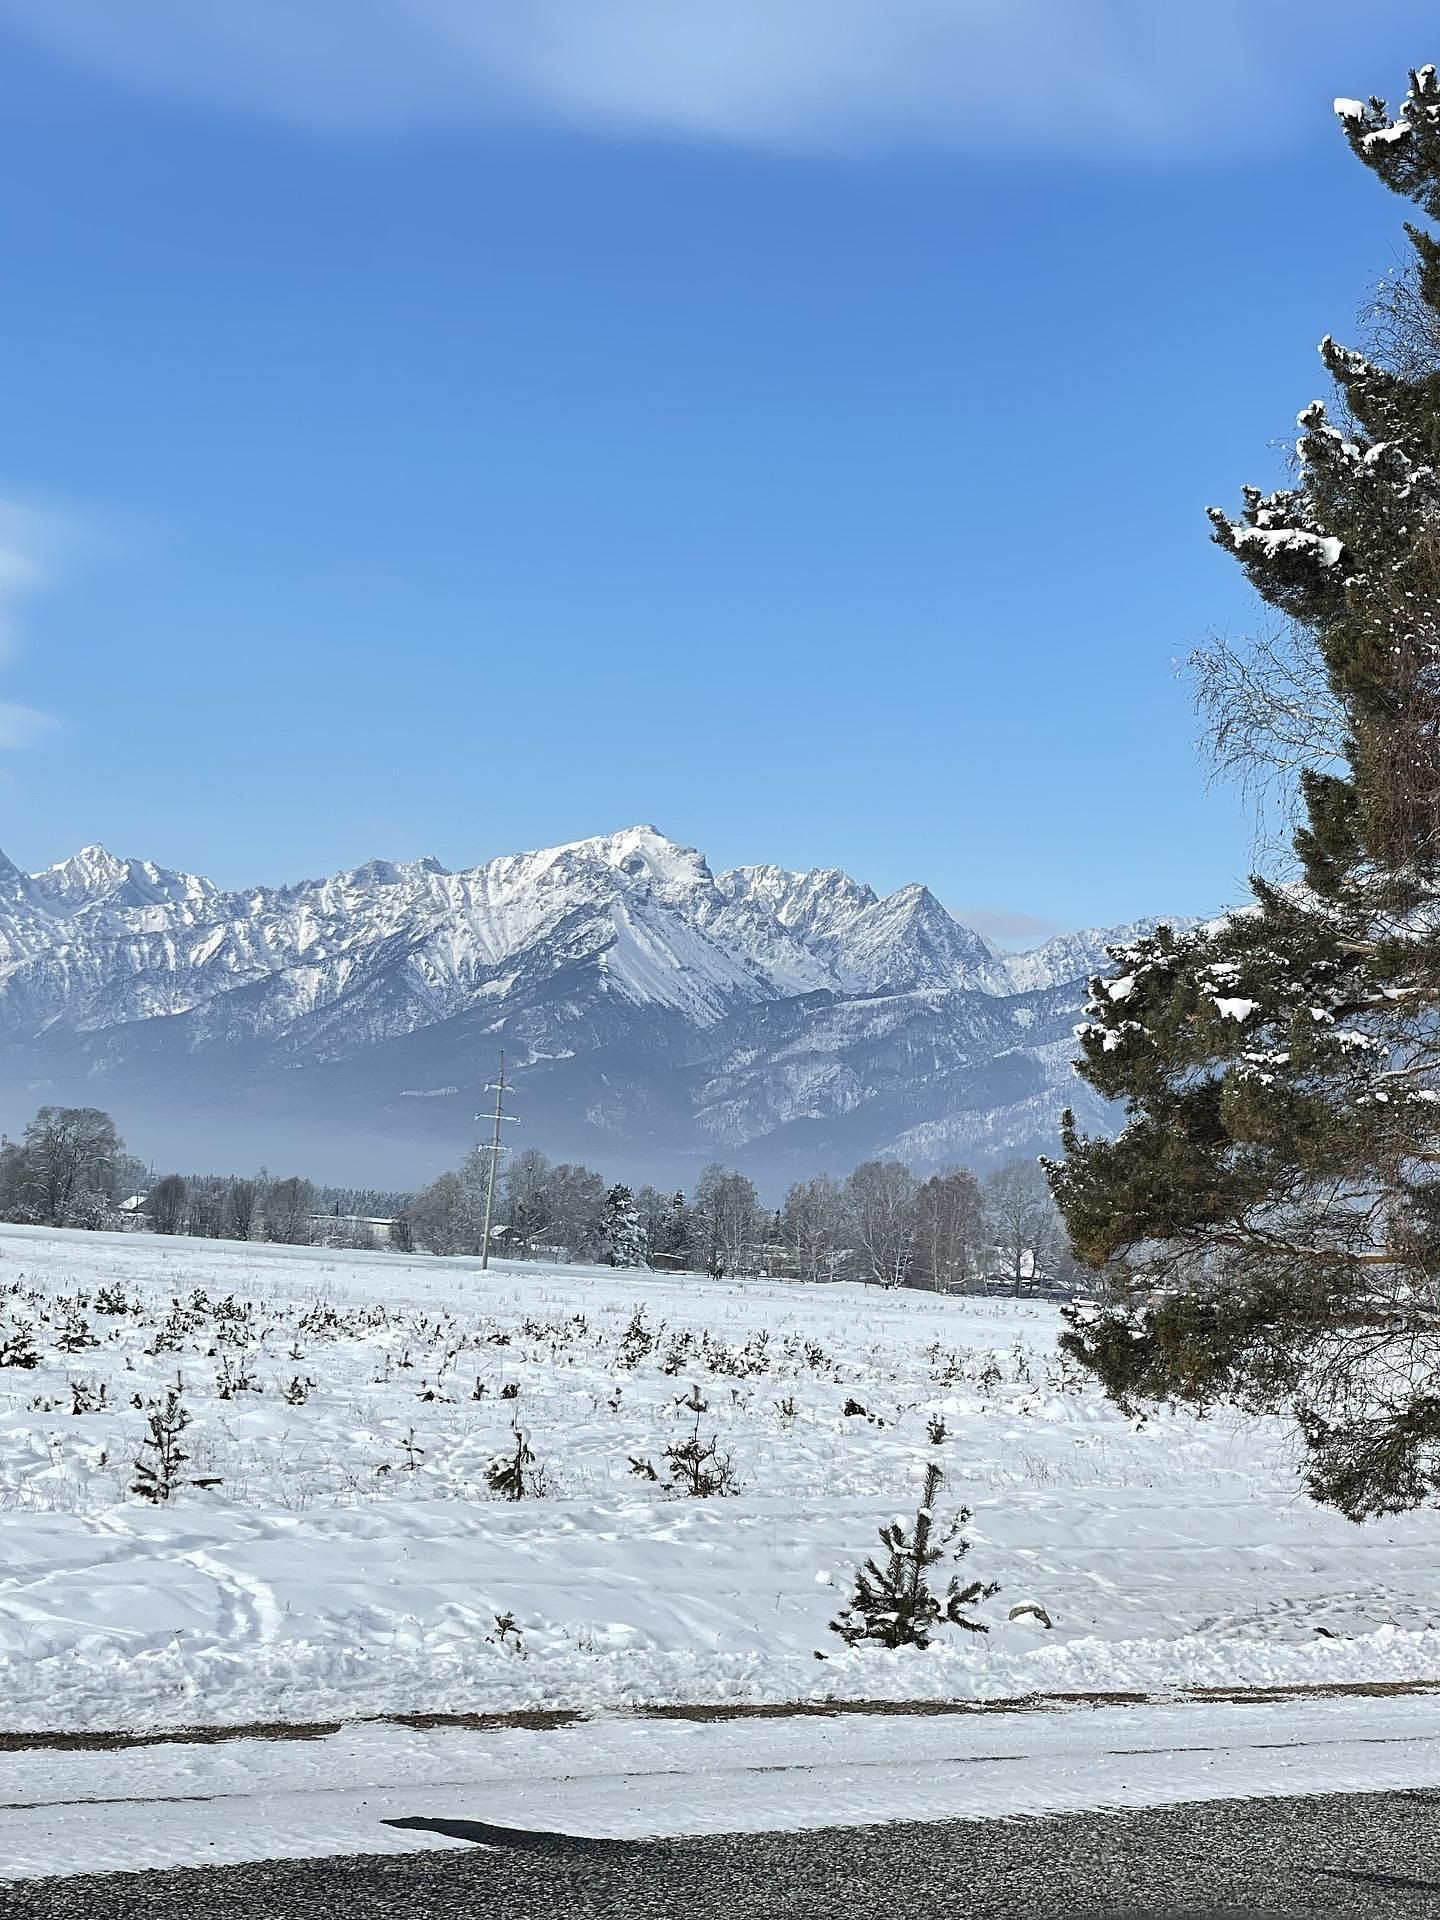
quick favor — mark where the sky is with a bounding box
[0,2,1435,938]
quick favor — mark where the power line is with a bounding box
[473,1051,518,1271]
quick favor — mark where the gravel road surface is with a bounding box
[6,1787,1440,1918]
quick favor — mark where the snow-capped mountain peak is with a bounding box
[0,826,1187,1183]
[26,844,217,918]
[824,882,998,994]
[715,863,878,937]
[31,843,130,908]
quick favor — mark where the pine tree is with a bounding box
[485,1417,537,1500]
[830,1460,996,1649]
[1052,63,1440,1522]
[602,1184,649,1269]
[0,1321,40,1369]
[654,1190,692,1263]
[662,1412,739,1497]
[131,1385,192,1503]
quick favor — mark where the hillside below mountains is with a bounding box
[0,826,1178,1186]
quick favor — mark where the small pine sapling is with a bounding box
[663,1415,739,1497]
[131,1384,218,1501]
[0,1322,40,1369]
[55,1309,99,1353]
[490,1610,525,1654]
[485,1418,538,1499]
[618,1306,657,1368]
[830,1460,997,1650]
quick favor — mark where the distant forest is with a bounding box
[0,1104,1079,1294]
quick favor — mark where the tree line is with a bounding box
[0,1106,406,1250]
[407,1146,1076,1292]
[0,1103,1074,1292]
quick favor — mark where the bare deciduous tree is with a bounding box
[913,1167,984,1293]
[12,1108,124,1227]
[1188,625,1346,859]
[148,1174,187,1236]
[781,1174,849,1282]
[543,1162,609,1261]
[844,1160,918,1288]
[502,1149,554,1257]
[263,1175,316,1246]
[407,1171,475,1256]
[692,1165,762,1277]
[984,1159,1061,1297]
[226,1178,259,1241]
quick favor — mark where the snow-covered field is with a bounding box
[4,1221,1440,1739]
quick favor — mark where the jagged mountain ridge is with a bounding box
[0,826,1180,1186]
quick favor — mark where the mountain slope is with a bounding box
[0,826,1185,1185]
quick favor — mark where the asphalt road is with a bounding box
[6,1789,1440,1919]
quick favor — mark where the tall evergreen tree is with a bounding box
[602,1183,649,1269]
[1052,63,1440,1522]
[660,1190,693,1263]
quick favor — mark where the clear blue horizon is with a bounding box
[0,4,1434,936]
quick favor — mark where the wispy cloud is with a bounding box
[0,500,70,758]
[0,0,1409,155]
[0,703,55,750]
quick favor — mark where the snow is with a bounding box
[13,1695,1440,1880]
[0,826,1185,1046]
[1100,1020,1140,1051]
[1213,997,1258,1021]
[1233,527,1344,568]
[5,1223,1440,1753]
[1333,97,1366,120]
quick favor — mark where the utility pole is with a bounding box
[477,1051,515,1271]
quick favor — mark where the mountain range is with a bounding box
[0,826,1176,1189]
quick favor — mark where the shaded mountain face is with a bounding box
[0,826,1183,1187]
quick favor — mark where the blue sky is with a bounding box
[0,2,1434,938]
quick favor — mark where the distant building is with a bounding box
[308,1214,397,1248]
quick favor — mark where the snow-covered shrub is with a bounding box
[0,1321,40,1369]
[663,1415,739,1497]
[485,1419,543,1499]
